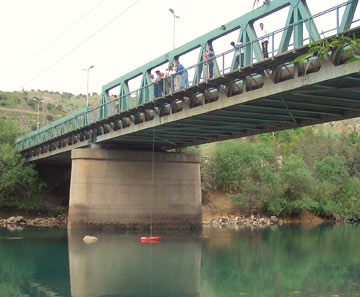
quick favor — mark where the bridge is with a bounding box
[15,0,360,230]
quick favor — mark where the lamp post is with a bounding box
[83,65,94,107]
[169,8,180,50]
[32,97,44,130]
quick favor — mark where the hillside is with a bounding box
[0,90,101,134]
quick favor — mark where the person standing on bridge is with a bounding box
[165,65,175,94]
[259,22,269,59]
[231,41,244,68]
[201,50,214,79]
[174,58,189,90]
[155,70,164,97]
[207,49,215,79]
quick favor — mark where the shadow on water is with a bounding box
[0,224,359,297]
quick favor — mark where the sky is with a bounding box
[0,0,355,96]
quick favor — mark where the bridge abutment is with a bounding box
[68,148,202,230]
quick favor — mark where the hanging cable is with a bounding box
[150,120,155,238]
[1,0,106,84]
[19,0,141,89]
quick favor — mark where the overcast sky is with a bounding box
[0,0,355,95]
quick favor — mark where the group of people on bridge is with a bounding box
[147,0,271,99]
[150,58,189,98]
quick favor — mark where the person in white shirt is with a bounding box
[259,22,269,58]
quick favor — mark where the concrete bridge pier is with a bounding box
[67,148,202,230]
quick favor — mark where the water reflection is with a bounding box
[200,225,360,297]
[0,224,359,297]
[68,230,201,297]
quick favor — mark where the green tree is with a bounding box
[205,140,279,211]
[269,154,317,216]
[0,119,43,209]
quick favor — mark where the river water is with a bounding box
[0,224,359,297]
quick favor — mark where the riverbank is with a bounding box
[202,190,333,227]
[0,190,336,230]
[0,214,67,229]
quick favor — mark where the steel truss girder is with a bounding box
[215,108,315,121]
[260,98,353,114]
[340,0,359,32]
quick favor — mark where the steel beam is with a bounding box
[340,0,359,32]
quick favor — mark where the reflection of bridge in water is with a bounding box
[15,0,360,230]
[0,228,201,297]
[68,231,201,297]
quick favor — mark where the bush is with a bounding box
[186,146,201,154]
[0,120,43,209]
[315,155,349,184]
[263,154,317,217]
[0,144,43,208]
[204,140,279,211]
[201,125,360,221]
[56,104,63,111]
[27,100,35,109]
[46,115,53,121]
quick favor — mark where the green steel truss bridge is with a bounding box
[16,0,360,162]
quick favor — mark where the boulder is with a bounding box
[83,235,98,244]
[7,216,26,225]
[270,216,279,223]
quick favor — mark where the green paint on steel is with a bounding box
[99,92,109,120]
[119,82,130,111]
[340,0,359,32]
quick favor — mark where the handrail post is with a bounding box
[222,53,225,75]
[250,41,253,66]
[336,5,339,36]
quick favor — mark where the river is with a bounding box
[0,224,359,297]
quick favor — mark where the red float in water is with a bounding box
[140,236,161,243]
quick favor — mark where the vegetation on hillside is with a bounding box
[0,120,43,209]
[202,126,360,221]
[0,90,100,134]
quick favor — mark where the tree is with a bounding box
[0,119,43,209]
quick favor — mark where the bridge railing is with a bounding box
[16,0,359,152]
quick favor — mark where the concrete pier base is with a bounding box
[68,149,202,230]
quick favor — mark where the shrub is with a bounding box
[315,155,350,185]
[0,120,43,209]
[27,100,35,109]
[186,146,201,154]
[204,140,279,211]
[0,144,43,208]
[56,104,63,111]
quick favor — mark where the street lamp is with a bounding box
[32,97,44,130]
[169,8,180,50]
[82,65,94,107]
